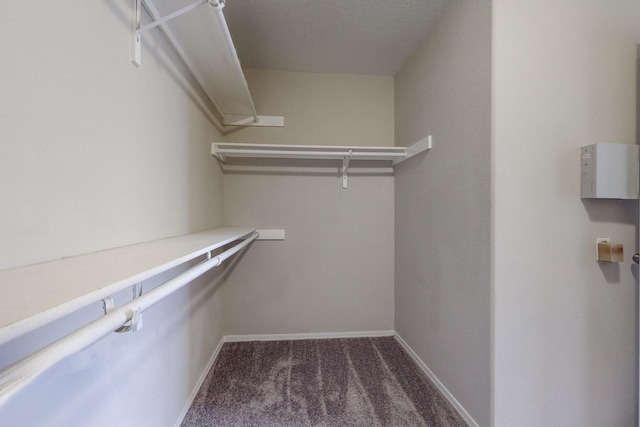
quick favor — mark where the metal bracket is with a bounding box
[342,150,352,189]
[116,308,143,333]
[222,115,285,127]
[131,0,217,67]
[131,0,141,66]
[392,135,433,166]
[211,144,226,163]
[102,296,116,315]
[103,284,144,333]
[132,282,143,299]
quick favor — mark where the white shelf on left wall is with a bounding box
[0,227,255,345]
[132,0,283,127]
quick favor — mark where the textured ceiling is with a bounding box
[223,0,451,76]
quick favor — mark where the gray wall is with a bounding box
[223,69,395,147]
[0,1,226,426]
[221,70,396,336]
[393,1,491,426]
[492,1,640,425]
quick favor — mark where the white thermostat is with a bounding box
[580,143,639,199]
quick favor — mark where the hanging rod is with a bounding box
[0,228,255,346]
[212,143,410,162]
[0,231,259,408]
[131,0,284,127]
[211,139,432,163]
[214,148,407,161]
[211,137,432,188]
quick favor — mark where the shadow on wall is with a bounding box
[582,198,637,224]
[219,157,396,179]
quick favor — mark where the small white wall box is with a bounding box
[580,143,639,199]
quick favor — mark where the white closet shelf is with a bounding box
[0,227,255,345]
[211,136,432,188]
[133,0,283,127]
[212,137,431,164]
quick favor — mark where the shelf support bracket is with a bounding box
[342,150,352,189]
[222,115,285,128]
[131,0,216,67]
[116,309,143,333]
[392,135,433,166]
[102,284,144,333]
[211,144,226,163]
[131,0,141,66]
[102,296,116,315]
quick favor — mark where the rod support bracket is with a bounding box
[102,296,115,315]
[132,0,212,66]
[211,144,226,163]
[116,308,143,333]
[131,0,142,66]
[342,150,352,189]
[133,282,143,299]
[208,0,225,10]
[106,283,143,333]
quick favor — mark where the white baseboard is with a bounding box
[172,337,226,427]
[393,332,479,427]
[223,330,395,342]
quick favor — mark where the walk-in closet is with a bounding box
[2,1,639,426]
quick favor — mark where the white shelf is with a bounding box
[211,136,432,188]
[212,138,431,164]
[212,142,402,161]
[0,227,255,345]
[134,0,283,127]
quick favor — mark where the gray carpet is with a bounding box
[181,337,468,426]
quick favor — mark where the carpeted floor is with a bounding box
[181,336,468,427]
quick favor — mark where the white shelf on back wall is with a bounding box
[211,136,432,188]
[0,227,256,345]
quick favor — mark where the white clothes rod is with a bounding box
[0,228,255,346]
[214,148,407,161]
[212,138,432,164]
[212,136,432,189]
[0,231,258,408]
